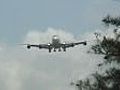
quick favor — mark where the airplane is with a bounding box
[22,35,87,53]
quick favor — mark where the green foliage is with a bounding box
[92,35,120,63]
[102,15,120,27]
[73,15,120,90]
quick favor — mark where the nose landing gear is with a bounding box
[58,48,61,52]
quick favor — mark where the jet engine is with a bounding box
[62,42,66,52]
[48,43,52,53]
[83,42,87,45]
[39,45,42,49]
[27,45,31,49]
[71,43,75,47]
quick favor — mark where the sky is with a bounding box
[0,0,120,43]
[0,0,120,90]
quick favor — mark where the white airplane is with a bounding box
[22,35,87,53]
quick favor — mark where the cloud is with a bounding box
[24,28,75,44]
[0,28,102,90]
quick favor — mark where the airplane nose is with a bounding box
[54,37,57,39]
[53,35,59,40]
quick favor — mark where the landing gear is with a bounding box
[63,47,66,52]
[58,48,61,52]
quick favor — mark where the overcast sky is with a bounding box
[0,0,120,90]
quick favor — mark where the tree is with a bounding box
[102,15,120,27]
[72,15,120,90]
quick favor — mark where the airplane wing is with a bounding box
[21,44,52,49]
[62,41,87,48]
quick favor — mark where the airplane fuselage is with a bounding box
[52,35,61,49]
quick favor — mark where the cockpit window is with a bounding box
[52,35,59,40]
